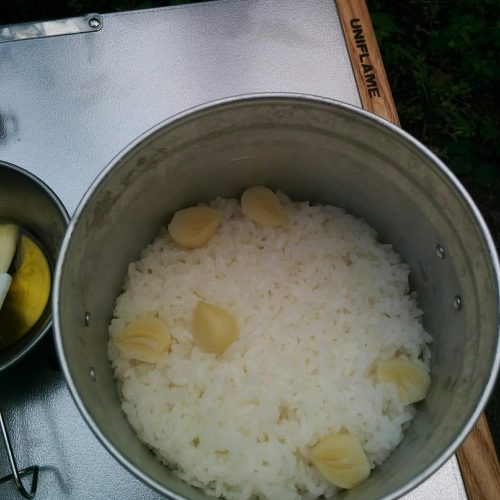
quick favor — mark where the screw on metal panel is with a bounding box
[436,244,446,259]
[453,295,462,310]
[84,312,91,327]
[89,367,96,381]
[88,17,101,29]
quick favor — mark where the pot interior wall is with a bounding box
[56,98,498,499]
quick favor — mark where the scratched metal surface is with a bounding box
[0,0,466,498]
[0,0,361,213]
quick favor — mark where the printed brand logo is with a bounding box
[350,19,381,98]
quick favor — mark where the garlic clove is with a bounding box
[192,301,238,354]
[310,432,370,489]
[168,206,220,249]
[114,316,171,363]
[241,186,287,227]
[377,357,431,405]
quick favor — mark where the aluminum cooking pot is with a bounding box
[54,94,500,499]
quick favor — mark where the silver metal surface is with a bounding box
[0,162,69,372]
[0,14,102,43]
[403,458,467,500]
[54,94,499,500]
[0,1,474,498]
[0,0,360,214]
[0,408,39,499]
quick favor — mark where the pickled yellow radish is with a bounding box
[310,432,370,489]
[168,206,220,249]
[0,235,51,348]
[114,316,171,363]
[241,186,287,227]
[192,301,238,354]
[377,357,431,405]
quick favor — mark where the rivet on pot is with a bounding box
[84,312,91,327]
[89,367,96,381]
[453,295,462,310]
[436,245,446,259]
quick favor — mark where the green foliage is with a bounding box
[369,0,499,187]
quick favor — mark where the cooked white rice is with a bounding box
[108,193,431,500]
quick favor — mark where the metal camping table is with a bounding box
[0,0,469,498]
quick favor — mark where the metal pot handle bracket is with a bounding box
[0,13,102,43]
[0,408,38,499]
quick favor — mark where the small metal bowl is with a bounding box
[0,161,69,372]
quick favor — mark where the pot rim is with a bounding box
[53,93,500,500]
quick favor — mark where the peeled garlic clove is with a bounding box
[0,235,51,340]
[192,301,238,354]
[241,186,287,226]
[168,206,220,249]
[114,316,171,363]
[0,223,19,273]
[310,432,370,489]
[377,357,431,405]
